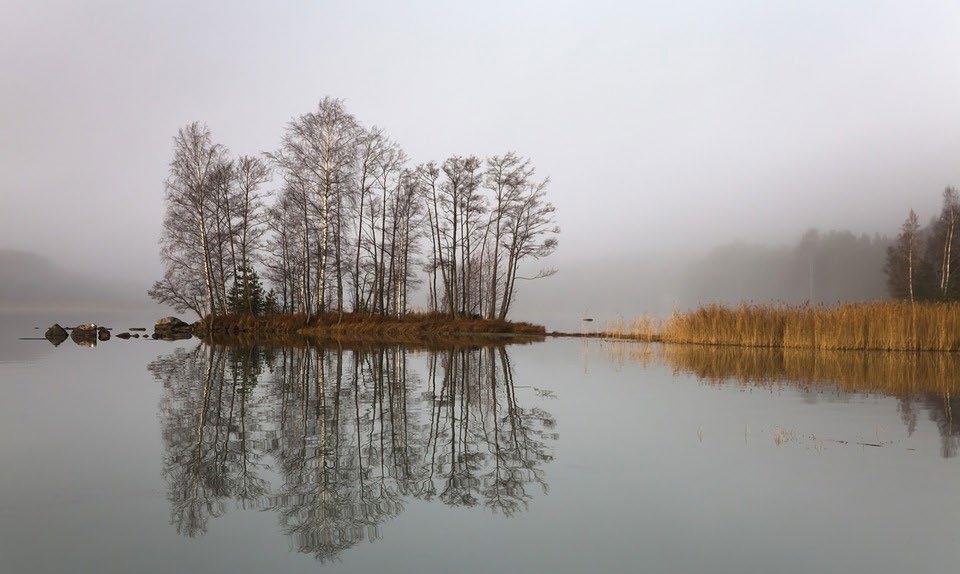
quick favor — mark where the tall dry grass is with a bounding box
[658,302,960,352]
[603,316,661,342]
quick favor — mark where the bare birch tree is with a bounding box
[938,187,959,297]
[151,122,227,318]
[886,210,921,302]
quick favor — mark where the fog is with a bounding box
[3,1,959,326]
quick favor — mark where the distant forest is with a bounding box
[681,229,889,306]
[683,187,960,308]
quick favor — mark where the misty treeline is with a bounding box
[681,229,890,306]
[150,97,558,320]
[887,188,960,303]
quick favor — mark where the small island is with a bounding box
[146,99,557,344]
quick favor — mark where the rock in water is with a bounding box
[116,332,132,339]
[154,316,193,340]
[71,324,98,346]
[97,327,110,341]
[45,323,68,338]
[45,324,68,346]
[155,316,189,329]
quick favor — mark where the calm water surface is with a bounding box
[2,312,959,573]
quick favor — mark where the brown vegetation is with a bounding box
[195,311,546,346]
[565,302,960,351]
[656,302,960,351]
[601,316,662,342]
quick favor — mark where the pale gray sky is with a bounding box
[2,0,959,293]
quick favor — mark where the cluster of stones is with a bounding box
[43,317,195,346]
[43,323,109,346]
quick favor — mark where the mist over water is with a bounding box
[3,4,960,571]
[0,227,895,332]
[3,1,959,319]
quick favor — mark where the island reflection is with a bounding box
[148,341,556,561]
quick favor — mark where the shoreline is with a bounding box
[557,301,960,353]
[192,312,547,345]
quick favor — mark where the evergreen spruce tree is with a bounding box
[228,261,266,314]
[263,289,279,315]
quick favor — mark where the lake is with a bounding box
[2,311,959,573]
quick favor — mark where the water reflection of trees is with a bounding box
[147,343,555,561]
[647,344,960,458]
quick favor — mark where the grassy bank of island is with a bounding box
[601,301,960,352]
[195,311,546,345]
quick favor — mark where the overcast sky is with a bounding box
[3,0,959,290]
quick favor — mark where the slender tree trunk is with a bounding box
[488,203,504,319]
[197,207,216,319]
[379,187,389,315]
[449,186,459,318]
[943,211,954,297]
[908,245,915,303]
[320,185,329,313]
[369,195,380,315]
[301,189,312,320]
[354,175,367,311]
[425,204,438,311]
[334,199,343,315]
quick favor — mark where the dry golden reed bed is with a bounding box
[607,302,960,352]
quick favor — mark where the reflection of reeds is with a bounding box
[658,302,960,351]
[660,344,960,397]
[603,339,657,367]
[602,340,960,457]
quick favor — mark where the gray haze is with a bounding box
[3,1,959,324]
